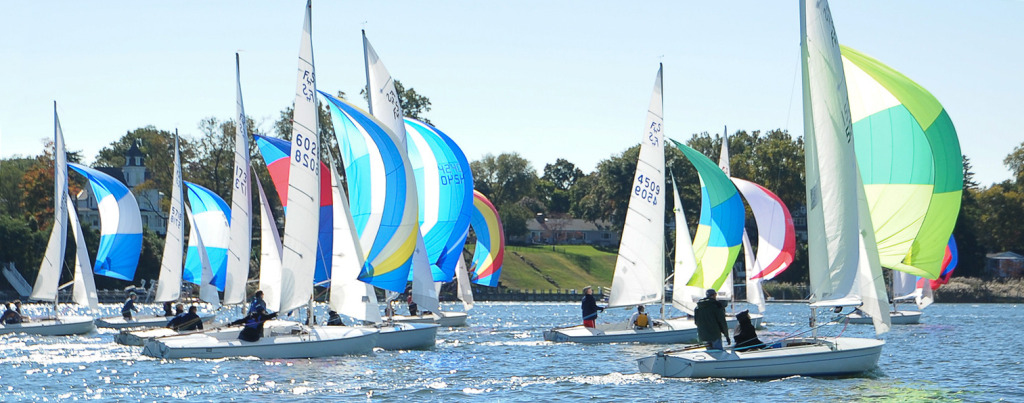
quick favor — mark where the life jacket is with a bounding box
[635,313,649,328]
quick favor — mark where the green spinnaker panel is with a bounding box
[841,45,962,279]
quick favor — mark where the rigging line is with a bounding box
[785,60,799,134]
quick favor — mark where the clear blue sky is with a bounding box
[2,1,1021,186]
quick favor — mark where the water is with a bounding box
[1,302,1021,401]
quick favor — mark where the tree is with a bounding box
[1004,140,1024,188]
[954,156,986,278]
[94,126,191,214]
[542,159,584,191]
[18,140,84,227]
[470,153,539,209]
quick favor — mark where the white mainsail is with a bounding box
[154,133,185,303]
[362,31,435,308]
[800,0,889,333]
[609,65,665,308]
[31,104,69,302]
[740,229,765,313]
[671,173,701,314]
[327,161,381,323]
[224,52,252,305]
[67,197,98,310]
[455,253,475,310]
[279,0,320,314]
[186,205,221,309]
[255,175,283,313]
[716,127,734,298]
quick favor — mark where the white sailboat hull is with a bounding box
[115,327,184,346]
[96,313,216,329]
[0,316,95,336]
[141,320,377,359]
[373,322,439,350]
[848,310,921,325]
[638,337,883,378]
[543,314,762,344]
[390,311,467,327]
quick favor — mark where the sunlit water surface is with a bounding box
[1,302,1020,401]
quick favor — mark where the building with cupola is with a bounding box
[74,140,166,236]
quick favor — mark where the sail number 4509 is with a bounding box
[634,173,660,205]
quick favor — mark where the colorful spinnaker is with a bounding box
[183,182,230,291]
[253,134,333,284]
[68,162,142,282]
[323,92,419,293]
[669,140,744,295]
[468,190,504,287]
[929,235,958,290]
[842,45,962,280]
[405,118,474,282]
[731,178,796,281]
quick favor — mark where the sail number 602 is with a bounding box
[294,133,318,172]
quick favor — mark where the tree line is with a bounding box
[1,82,1022,291]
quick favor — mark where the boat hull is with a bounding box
[141,320,378,359]
[97,313,216,329]
[848,310,921,325]
[373,322,439,350]
[0,316,95,336]
[637,337,884,378]
[543,314,761,344]
[390,311,467,327]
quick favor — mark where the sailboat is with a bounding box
[142,1,379,359]
[1,104,98,336]
[544,65,705,344]
[638,0,890,378]
[838,45,962,325]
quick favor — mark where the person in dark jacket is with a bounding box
[581,286,604,328]
[694,289,730,349]
[733,310,763,350]
[231,307,278,342]
[163,301,174,317]
[327,310,344,326]
[167,305,204,331]
[1,302,22,324]
[248,290,267,315]
[122,293,139,321]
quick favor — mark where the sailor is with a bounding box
[249,290,267,315]
[629,305,650,329]
[1,302,22,324]
[122,293,140,321]
[167,305,204,331]
[694,289,730,349]
[327,310,344,326]
[581,286,604,328]
[163,301,175,317]
[733,310,763,350]
[232,306,277,342]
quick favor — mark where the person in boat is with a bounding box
[231,306,278,342]
[581,286,604,328]
[249,290,268,315]
[629,305,651,329]
[327,310,344,326]
[1,302,23,325]
[694,289,730,349]
[163,301,174,317]
[732,310,763,350]
[384,300,396,318]
[122,293,139,321]
[407,290,419,316]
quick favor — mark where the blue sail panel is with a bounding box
[68,163,142,281]
[183,182,231,291]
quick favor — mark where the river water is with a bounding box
[0,301,1020,401]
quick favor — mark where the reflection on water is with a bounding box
[1,302,1021,400]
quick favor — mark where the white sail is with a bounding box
[67,197,98,310]
[741,229,765,313]
[362,31,435,306]
[32,105,69,302]
[327,161,381,323]
[362,31,407,148]
[255,175,283,313]
[455,253,475,310]
[609,65,665,308]
[187,205,221,309]
[716,126,734,299]
[224,53,252,305]
[279,0,320,314]
[411,236,439,313]
[671,174,701,314]
[154,133,185,302]
[801,0,888,333]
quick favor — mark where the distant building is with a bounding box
[517,213,620,247]
[74,140,166,236]
[986,252,1024,278]
[791,204,808,243]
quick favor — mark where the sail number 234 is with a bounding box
[634,173,660,206]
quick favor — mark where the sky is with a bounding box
[2,1,1022,187]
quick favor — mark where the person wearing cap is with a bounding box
[121,293,139,321]
[694,289,730,349]
[581,286,604,328]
